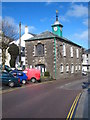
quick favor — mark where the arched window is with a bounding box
[35,43,44,56]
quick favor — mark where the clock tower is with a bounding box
[52,10,63,37]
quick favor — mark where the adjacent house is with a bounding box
[82,49,90,72]
[10,26,36,68]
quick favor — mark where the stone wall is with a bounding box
[25,38,82,80]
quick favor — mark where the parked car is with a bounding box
[0,71,21,87]
[5,65,12,72]
[0,64,12,72]
[82,71,87,76]
[23,68,41,83]
[82,81,90,89]
[10,69,28,84]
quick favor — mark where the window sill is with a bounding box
[60,71,63,73]
[34,55,44,57]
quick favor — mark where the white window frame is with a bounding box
[30,65,32,69]
[70,46,73,58]
[79,64,81,71]
[76,49,79,58]
[66,64,69,72]
[71,64,74,73]
[63,44,66,57]
[60,64,64,73]
[75,64,77,71]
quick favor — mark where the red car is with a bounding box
[23,68,41,83]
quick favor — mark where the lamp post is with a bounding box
[19,22,21,67]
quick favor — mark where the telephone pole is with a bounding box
[19,22,21,67]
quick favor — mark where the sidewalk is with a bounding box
[75,89,89,119]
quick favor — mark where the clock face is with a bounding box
[54,27,58,31]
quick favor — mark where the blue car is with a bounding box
[0,71,21,87]
[10,69,28,84]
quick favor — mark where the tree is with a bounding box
[0,17,18,69]
[8,43,19,68]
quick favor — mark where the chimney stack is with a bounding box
[25,26,28,34]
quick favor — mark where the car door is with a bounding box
[2,72,10,84]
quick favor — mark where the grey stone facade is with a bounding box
[25,32,82,79]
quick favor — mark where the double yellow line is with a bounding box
[66,92,82,120]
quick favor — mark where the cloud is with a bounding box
[59,5,64,9]
[59,15,70,22]
[45,1,53,5]
[40,17,47,22]
[73,30,88,41]
[2,16,36,34]
[83,19,88,26]
[66,3,88,17]
[21,24,36,33]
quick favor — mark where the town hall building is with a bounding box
[25,11,83,79]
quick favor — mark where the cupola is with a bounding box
[52,10,63,37]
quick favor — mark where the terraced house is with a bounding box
[25,12,83,79]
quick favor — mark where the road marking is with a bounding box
[66,92,82,120]
[65,83,71,86]
[56,83,71,89]
[60,86,64,88]
[0,80,55,95]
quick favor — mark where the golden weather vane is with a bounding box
[56,10,58,14]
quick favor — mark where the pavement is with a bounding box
[74,87,90,119]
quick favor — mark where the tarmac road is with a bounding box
[1,77,87,119]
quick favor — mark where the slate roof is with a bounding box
[25,31,82,48]
[85,49,90,54]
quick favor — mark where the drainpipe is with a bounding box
[54,37,56,79]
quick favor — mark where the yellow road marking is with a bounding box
[0,80,55,95]
[69,93,81,119]
[66,92,82,120]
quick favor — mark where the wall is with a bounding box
[25,38,82,80]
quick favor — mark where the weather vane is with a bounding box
[56,10,58,13]
[56,10,58,21]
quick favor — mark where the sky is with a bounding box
[1,2,88,49]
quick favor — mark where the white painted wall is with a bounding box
[9,26,34,67]
[82,53,90,72]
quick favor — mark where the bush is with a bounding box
[44,71,50,77]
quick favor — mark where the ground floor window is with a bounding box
[75,64,77,72]
[60,64,63,73]
[35,64,46,76]
[71,64,74,73]
[79,64,81,71]
[30,65,32,69]
[66,64,69,72]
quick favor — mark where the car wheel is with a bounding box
[22,80,26,84]
[8,81,15,87]
[31,78,36,83]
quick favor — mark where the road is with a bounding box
[1,76,87,119]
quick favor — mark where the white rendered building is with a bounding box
[82,49,90,72]
[10,26,36,68]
